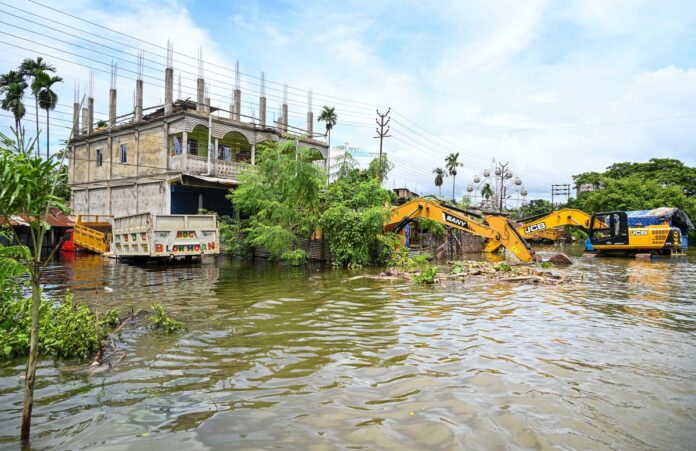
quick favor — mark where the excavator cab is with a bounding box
[589,212,629,246]
[588,208,692,256]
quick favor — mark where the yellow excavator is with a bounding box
[490,207,692,257]
[386,198,539,263]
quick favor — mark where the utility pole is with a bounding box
[374,108,391,181]
[551,184,571,207]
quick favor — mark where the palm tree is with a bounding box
[445,152,462,200]
[433,167,445,198]
[0,70,28,131]
[481,183,493,201]
[317,106,337,184]
[20,57,56,156]
[33,71,63,158]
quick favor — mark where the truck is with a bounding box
[111,213,219,259]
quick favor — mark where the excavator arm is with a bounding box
[485,208,603,253]
[386,198,538,263]
[517,208,601,236]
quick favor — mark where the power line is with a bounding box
[22,0,387,109]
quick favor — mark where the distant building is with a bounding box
[68,68,328,218]
[576,182,603,197]
[393,187,419,203]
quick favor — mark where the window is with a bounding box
[218,145,232,161]
[119,143,128,163]
[188,139,199,156]
[95,148,103,167]
[169,133,183,155]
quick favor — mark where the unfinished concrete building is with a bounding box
[68,60,327,217]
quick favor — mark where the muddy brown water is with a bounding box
[1,246,695,450]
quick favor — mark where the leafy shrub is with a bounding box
[100,308,121,329]
[418,219,445,238]
[413,253,434,265]
[413,265,438,284]
[495,262,512,272]
[149,304,185,334]
[0,294,104,360]
[281,249,308,266]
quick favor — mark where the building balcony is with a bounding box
[169,154,252,181]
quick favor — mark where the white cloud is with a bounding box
[1,0,694,203]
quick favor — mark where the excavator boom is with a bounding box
[486,208,603,253]
[386,198,538,263]
[517,208,601,236]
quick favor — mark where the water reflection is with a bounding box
[1,247,695,450]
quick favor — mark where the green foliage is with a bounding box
[569,159,696,242]
[451,262,466,274]
[100,308,121,329]
[0,294,106,360]
[539,261,553,269]
[495,262,512,272]
[149,304,185,334]
[516,199,553,219]
[390,246,413,267]
[418,218,445,238]
[0,129,68,221]
[413,252,433,265]
[367,154,394,182]
[320,161,395,267]
[230,141,324,259]
[281,249,308,265]
[413,265,438,284]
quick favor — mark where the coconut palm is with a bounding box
[433,167,445,198]
[33,71,63,158]
[317,106,337,184]
[20,57,56,156]
[481,183,493,200]
[0,70,28,131]
[445,152,462,200]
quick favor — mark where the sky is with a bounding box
[1,0,695,202]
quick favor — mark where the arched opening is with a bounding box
[218,131,252,163]
[188,124,209,157]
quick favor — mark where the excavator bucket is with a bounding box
[483,215,539,263]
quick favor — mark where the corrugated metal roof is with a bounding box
[0,208,74,228]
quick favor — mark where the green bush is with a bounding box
[281,249,308,266]
[413,265,438,284]
[149,304,185,334]
[495,262,512,272]
[0,294,104,360]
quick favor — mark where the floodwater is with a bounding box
[1,246,695,450]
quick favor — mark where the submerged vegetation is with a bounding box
[149,304,185,334]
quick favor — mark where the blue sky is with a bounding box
[1,0,695,201]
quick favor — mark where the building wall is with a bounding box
[71,180,169,217]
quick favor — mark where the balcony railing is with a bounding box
[169,154,251,180]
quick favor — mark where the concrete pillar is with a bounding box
[164,67,174,115]
[81,107,88,134]
[307,111,313,136]
[251,143,255,165]
[109,88,117,126]
[233,89,241,120]
[72,102,80,137]
[87,97,94,134]
[281,104,288,133]
[259,97,266,128]
[182,130,188,171]
[196,78,204,112]
[229,103,235,121]
[213,137,219,171]
[204,97,210,115]
[135,79,143,122]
